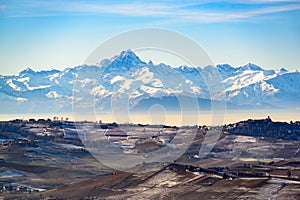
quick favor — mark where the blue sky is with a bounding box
[0,0,300,75]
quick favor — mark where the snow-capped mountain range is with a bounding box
[0,50,299,114]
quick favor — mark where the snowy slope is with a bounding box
[218,64,300,108]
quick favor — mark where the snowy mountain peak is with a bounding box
[100,50,146,74]
[179,65,189,70]
[239,63,262,71]
[177,65,199,73]
[19,67,35,76]
[119,49,137,58]
[110,49,142,64]
[216,64,238,79]
[148,60,154,65]
[98,49,145,68]
[280,67,288,73]
[217,64,235,71]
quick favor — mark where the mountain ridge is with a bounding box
[0,50,299,114]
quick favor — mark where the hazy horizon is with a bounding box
[1,109,299,126]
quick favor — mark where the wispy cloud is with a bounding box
[2,0,300,23]
[205,0,300,3]
[0,4,6,10]
[178,3,300,22]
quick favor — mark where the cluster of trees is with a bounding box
[53,117,69,121]
[226,118,300,140]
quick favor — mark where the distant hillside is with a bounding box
[224,117,300,140]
